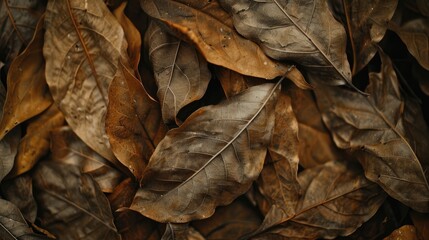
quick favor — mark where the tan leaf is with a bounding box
[130,83,280,223]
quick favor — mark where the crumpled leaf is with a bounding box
[43,0,128,163]
[130,83,280,223]
[1,174,37,223]
[0,0,46,68]
[254,161,386,239]
[314,50,429,212]
[220,0,352,86]
[140,0,308,88]
[33,161,121,240]
[0,198,49,240]
[106,61,167,180]
[384,225,418,240]
[50,126,124,193]
[0,16,52,141]
[145,21,211,125]
[7,104,64,178]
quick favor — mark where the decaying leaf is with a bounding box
[106,61,167,180]
[43,0,128,162]
[220,0,352,86]
[33,161,121,240]
[254,161,386,239]
[0,198,49,240]
[145,21,211,125]
[140,0,308,88]
[0,16,52,141]
[130,83,280,222]
[50,126,124,193]
[8,104,64,178]
[315,50,429,212]
[0,0,46,68]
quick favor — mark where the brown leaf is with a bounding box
[161,224,205,240]
[0,0,46,68]
[145,21,211,125]
[411,211,429,240]
[33,161,121,240]
[384,225,418,240]
[7,104,65,178]
[0,198,49,240]
[43,0,128,162]
[254,161,386,239]
[140,0,308,88]
[0,16,53,141]
[314,50,429,212]
[257,89,300,220]
[213,67,248,99]
[113,1,142,71]
[192,197,262,239]
[1,174,37,223]
[115,209,163,240]
[286,85,345,168]
[220,0,353,87]
[106,61,167,180]
[50,126,124,193]
[130,83,280,223]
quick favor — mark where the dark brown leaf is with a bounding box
[254,161,386,239]
[0,0,46,68]
[50,126,124,193]
[7,104,64,178]
[0,16,53,140]
[33,161,120,240]
[106,61,167,180]
[220,0,353,87]
[213,66,248,99]
[140,0,308,88]
[145,21,211,125]
[130,82,280,223]
[115,209,163,240]
[314,50,429,212]
[43,0,128,163]
[383,225,418,240]
[411,211,429,240]
[161,224,205,240]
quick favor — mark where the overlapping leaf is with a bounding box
[220,0,352,86]
[145,21,211,125]
[315,50,429,212]
[33,161,121,240]
[130,83,280,222]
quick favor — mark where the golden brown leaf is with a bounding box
[384,225,418,240]
[411,211,429,240]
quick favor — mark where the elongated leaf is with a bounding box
[50,126,124,193]
[145,21,211,125]
[0,199,49,240]
[0,0,46,68]
[106,61,167,180]
[130,83,280,222]
[7,104,64,178]
[140,0,307,88]
[314,50,429,212]
[0,16,52,141]
[33,161,121,240]
[43,0,128,162]
[220,0,352,86]
[254,161,386,239]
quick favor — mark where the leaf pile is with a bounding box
[0,0,429,239]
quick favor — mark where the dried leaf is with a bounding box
[384,225,418,240]
[161,224,205,240]
[145,21,211,125]
[0,198,49,240]
[140,0,307,88]
[33,161,121,240]
[220,0,352,86]
[192,197,262,239]
[115,209,163,240]
[0,16,52,141]
[213,67,248,99]
[0,0,46,68]
[8,104,65,178]
[315,50,429,212]
[130,83,280,222]
[50,126,124,193]
[1,174,37,223]
[411,211,429,240]
[254,161,386,239]
[106,61,167,180]
[43,0,128,162]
